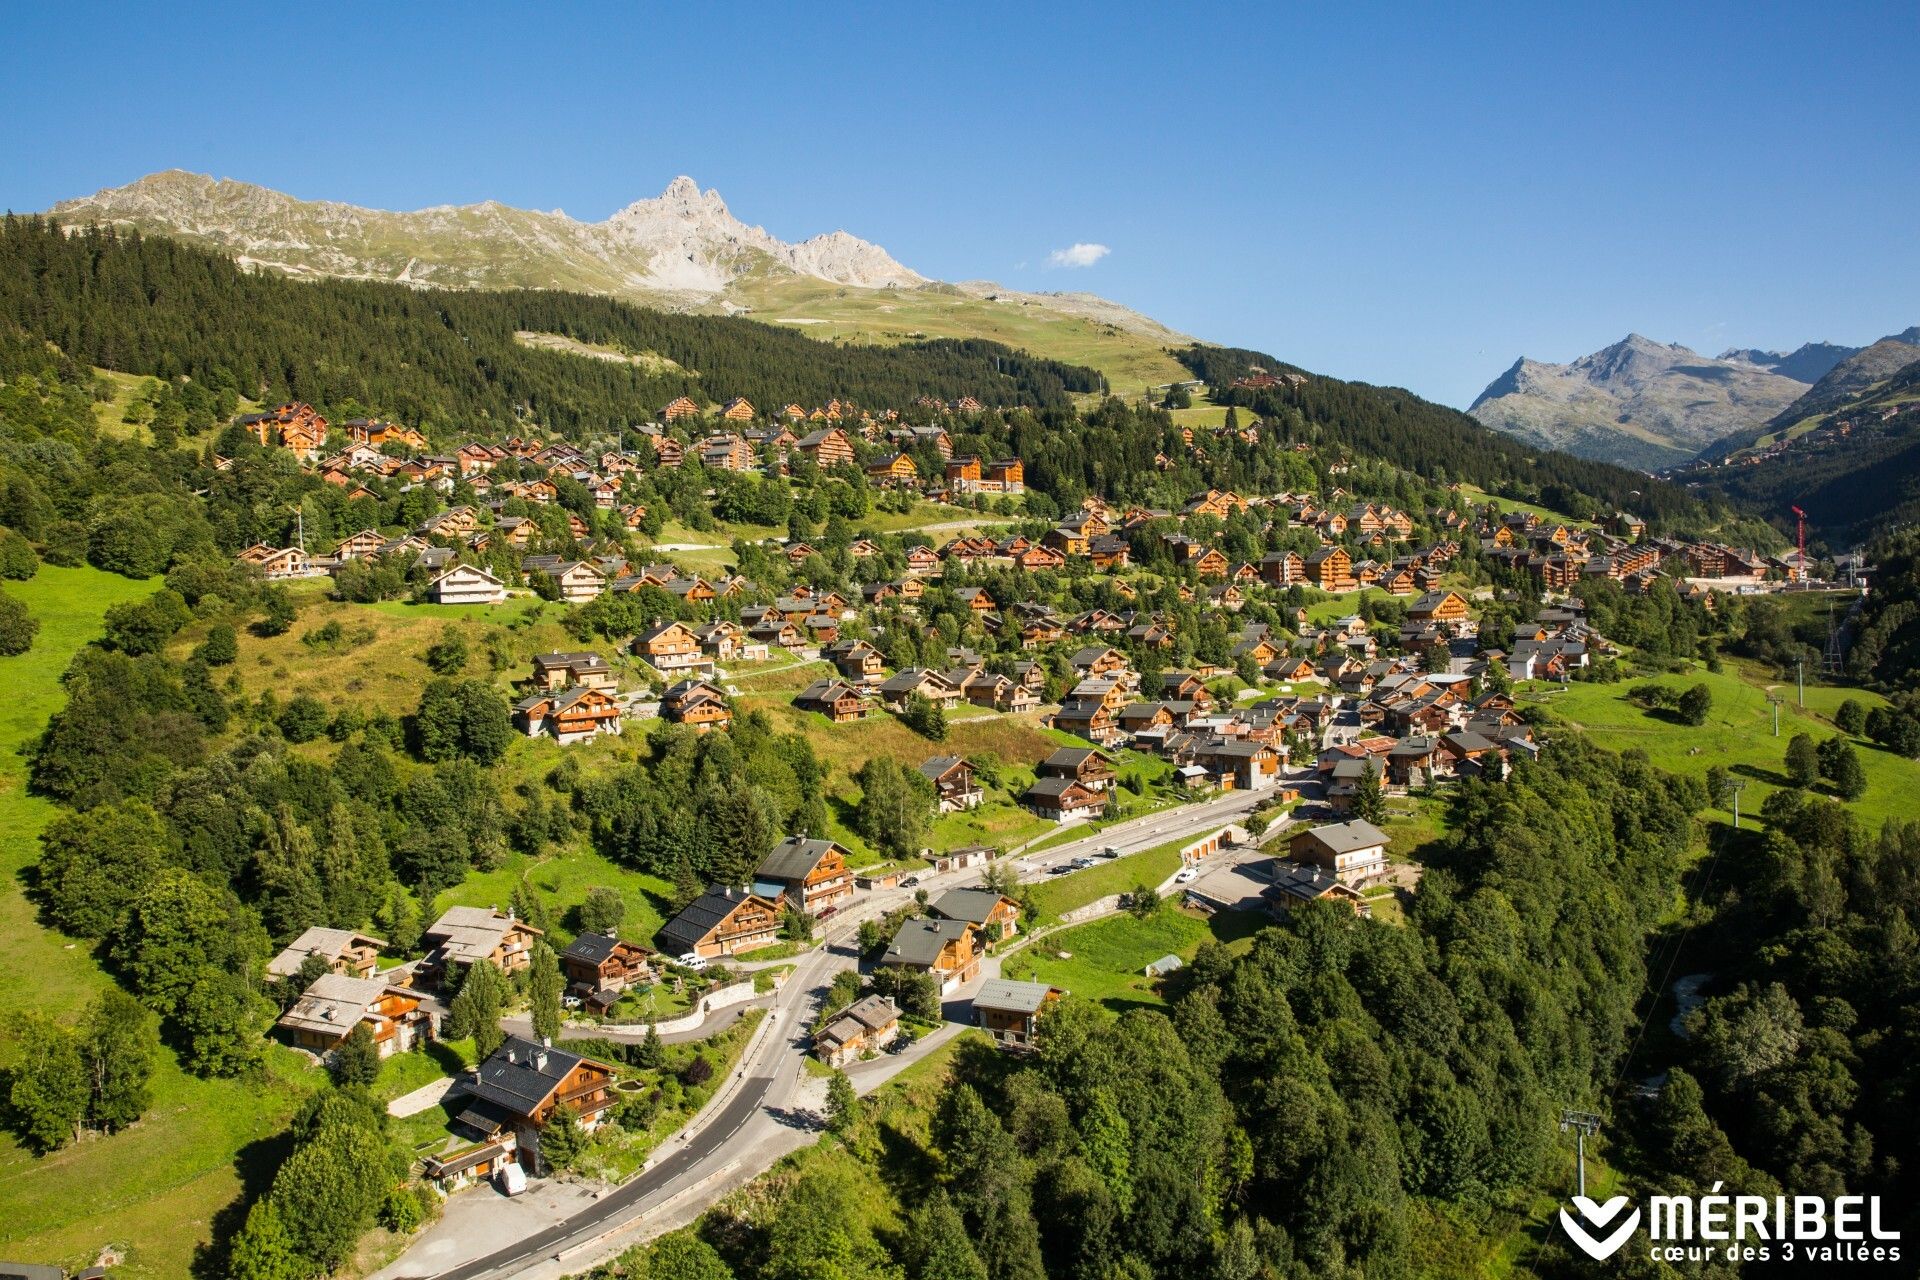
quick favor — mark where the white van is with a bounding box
[678,951,710,971]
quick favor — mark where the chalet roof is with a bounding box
[658,884,773,955]
[424,906,538,965]
[882,917,971,967]
[819,995,900,1048]
[973,978,1059,1014]
[1041,747,1111,771]
[1266,862,1358,904]
[277,972,399,1036]
[267,926,386,979]
[464,1035,606,1120]
[1295,819,1389,855]
[797,678,862,704]
[917,755,971,783]
[561,931,625,967]
[533,651,608,671]
[929,888,1011,927]
[758,836,842,883]
[1026,776,1091,799]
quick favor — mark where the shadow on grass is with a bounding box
[189,1125,301,1279]
[1730,762,1792,787]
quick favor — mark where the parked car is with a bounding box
[1070,856,1097,869]
[1048,864,1074,875]
[901,875,921,888]
[677,951,710,971]
[1174,866,1199,884]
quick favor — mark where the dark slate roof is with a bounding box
[758,836,838,883]
[464,1035,600,1120]
[1041,747,1106,770]
[562,931,621,967]
[929,887,1007,926]
[918,755,968,782]
[882,917,970,967]
[658,884,765,955]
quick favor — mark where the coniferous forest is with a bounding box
[0,217,1103,435]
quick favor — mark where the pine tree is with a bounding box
[826,1068,859,1137]
[332,1022,382,1087]
[529,941,565,1044]
[1353,758,1386,823]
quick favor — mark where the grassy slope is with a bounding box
[729,273,1191,399]
[1523,659,1915,829]
[1002,904,1262,1012]
[0,567,324,1279]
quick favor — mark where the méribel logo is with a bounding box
[1560,1195,1642,1261]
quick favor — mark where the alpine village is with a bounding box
[0,183,1917,1280]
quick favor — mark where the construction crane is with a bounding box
[1790,505,1808,585]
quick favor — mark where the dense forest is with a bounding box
[1174,344,1727,532]
[588,738,1707,1280]
[1692,361,1920,545]
[0,217,1102,437]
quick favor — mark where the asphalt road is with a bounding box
[410,784,1292,1278]
[433,1070,775,1280]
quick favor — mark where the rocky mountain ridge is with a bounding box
[41,171,1189,391]
[1468,333,1807,470]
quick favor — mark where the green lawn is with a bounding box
[0,567,331,1279]
[1002,904,1263,1012]
[1525,661,1915,829]
[434,846,675,950]
[1026,834,1196,922]
[928,802,1055,854]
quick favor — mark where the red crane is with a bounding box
[1791,506,1807,585]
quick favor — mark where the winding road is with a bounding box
[385,778,1297,1279]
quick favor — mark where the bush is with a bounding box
[1677,683,1712,726]
[0,527,39,579]
[681,1055,714,1088]
[278,695,330,744]
[379,1183,432,1233]
[0,588,38,656]
[197,621,237,666]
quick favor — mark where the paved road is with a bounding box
[397,785,1292,1279]
[432,1068,776,1280]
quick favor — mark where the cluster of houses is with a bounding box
[260,900,664,1184]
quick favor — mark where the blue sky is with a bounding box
[3,1,1915,407]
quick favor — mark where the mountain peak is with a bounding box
[1469,335,1809,469]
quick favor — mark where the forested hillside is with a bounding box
[1692,360,1920,544]
[1175,345,1715,529]
[0,218,1102,437]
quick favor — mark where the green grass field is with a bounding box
[1524,661,1914,829]
[0,566,327,1279]
[1002,903,1263,1012]
[1026,834,1195,922]
[728,272,1192,399]
[435,846,675,950]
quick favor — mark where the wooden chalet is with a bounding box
[662,678,732,733]
[972,978,1063,1049]
[658,884,781,958]
[275,973,430,1059]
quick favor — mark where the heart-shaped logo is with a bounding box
[1559,1195,1641,1261]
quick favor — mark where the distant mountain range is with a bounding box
[1469,328,1920,471]
[1467,335,1809,470]
[42,170,1193,392]
[1689,340,1920,542]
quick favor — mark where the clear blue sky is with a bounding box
[3,1,1915,407]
